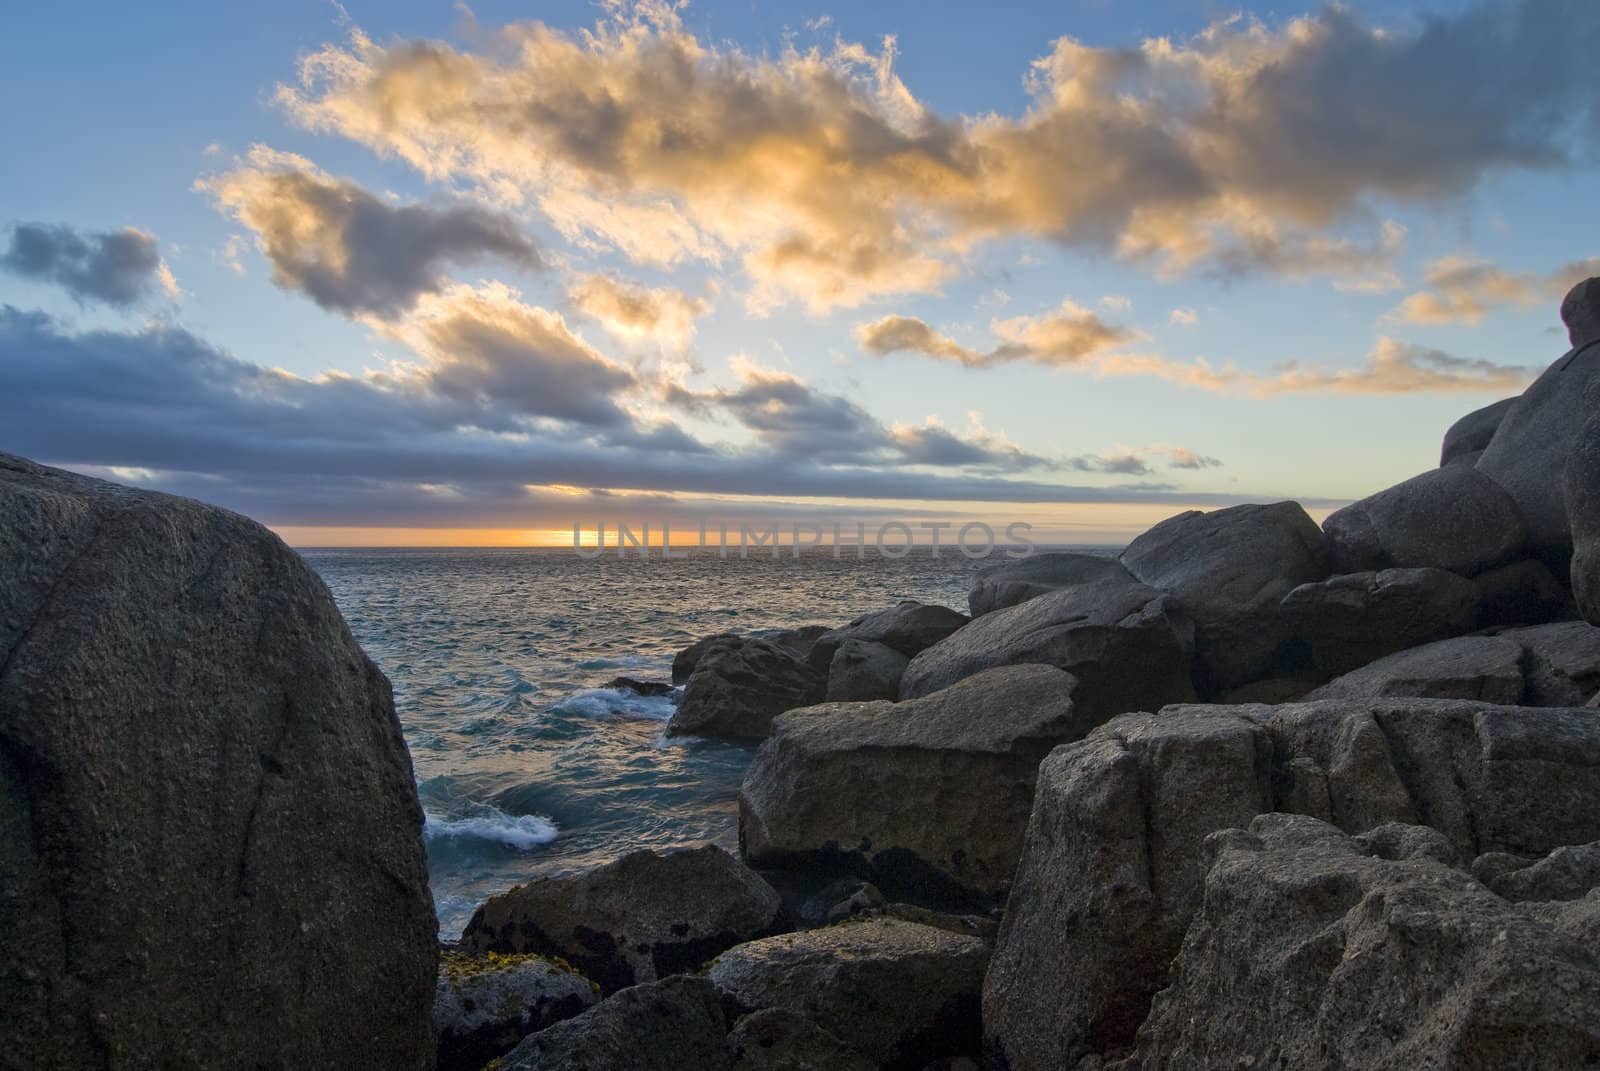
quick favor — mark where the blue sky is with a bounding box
[1,0,1595,544]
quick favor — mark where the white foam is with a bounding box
[553,687,677,721]
[424,807,559,849]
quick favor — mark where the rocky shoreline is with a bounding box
[7,281,1600,1068]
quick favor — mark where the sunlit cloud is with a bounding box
[272,1,1600,311]
[566,271,711,351]
[199,146,539,317]
[856,298,1139,368]
[1389,254,1600,325]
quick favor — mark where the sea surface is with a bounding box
[305,546,1086,937]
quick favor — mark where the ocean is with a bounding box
[306,546,1025,936]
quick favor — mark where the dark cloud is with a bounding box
[1,223,174,307]
[0,307,1250,526]
[201,149,539,317]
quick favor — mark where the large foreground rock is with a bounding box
[983,699,1600,1069]
[1280,567,1481,676]
[1566,382,1600,623]
[824,638,907,701]
[726,1008,877,1071]
[966,552,1125,616]
[1476,280,1600,557]
[460,845,782,993]
[898,566,1196,714]
[1321,465,1526,576]
[1121,814,1600,1070]
[1120,502,1330,691]
[709,918,988,1070]
[1440,396,1516,466]
[0,454,436,1069]
[501,975,733,1071]
[741,666,1092,904]
[668,636,826,740]
[434,951,599,1071]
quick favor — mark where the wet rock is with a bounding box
[1120,501,1331,692]
[808,601,969,672]
[606,676,674,697]
[0,454,436,1069]
[1121,814,1600,1070]
[500,975,734,1071]
[1441,396,1516,466]
[1280,567,1481,676]
[966,552,1127,617]
[460,845,782,994]
[434,951,599,1071]
[898,571,1195,715]
[1321,465,1526,576]
[668,636,827,740]
[825,639,908,702]
[709,918,988,1071]
[726,1008,877,1071]
[741,666,1093,905]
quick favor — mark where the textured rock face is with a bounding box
[1280,567,1481,676]
[1476,331,1600,558]
[1566,389,1600,623]
[740,666,1090,904]
[824,638,907,702]
[982,699,1600,1070]
[673,631,739,683]
[1120,501,1331,692]
[1441,396,1516,466]
[0,454,437,1070]
[460,845,782,993]
[807,601,968,673]
[966,552,1127,616]
[434,952,599,1071]
[1474,558,1573,627]
[726,1009,878,1071]
[708,918,988,1070]
[1322,465,1526,576]
[500,975,733,1071]
[1121,814,1600,1071]
[668,636,827,740]
[1304,635,1527,703]
[898,571,1196,714]
[1562,275,1600,347]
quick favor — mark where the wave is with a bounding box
[550,686,677,721]
[424,805,559,850]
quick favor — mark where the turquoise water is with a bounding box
[305,547,992,936]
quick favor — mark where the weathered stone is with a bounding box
[1566,383,1600,623]
[898,571,1196,715]
[1441,396,1516,466]
[1474,840,1600,903]
[606,675,674,697]
[709,918,987,1070]
[1219,677,1318,704]
[673,632,739,684]
[1477,286,1600,557]
[808,601,968,672]
[1304,635,1526,703]
[726,1008,877,1071]
[762,624,832,661]
[500,975,733,1071]
[1121,814,1600,1070]
[795,877,887,928]
[983,699,1600,1069]
[1499,620,1600,706]
[460,845,782,994]
[1475,558,1573,627]
[1280,567,1481,676]
[1120,501,1331,691]
[0,454,436,1069]
[742,666,1091,905]
[668,636,827,740]
[824,639,907,702]
[966,552,1127,617]
[1322,465,1526,575]
[434,951,599,1071]
[1563,275,1600,347]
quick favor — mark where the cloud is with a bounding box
[857,299,1138,368]
[1094,336,1538,396]
[1390,255,1600,325]
[1,222,178,307]
[199,147,539,317]
[1169,307,1198,326]
[1065,443,1223,475]
[566,272,711,350]
[275,1,1600,307]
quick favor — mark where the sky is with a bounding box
[1,0,1597,547]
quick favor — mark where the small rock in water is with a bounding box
[605,675,674,697]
